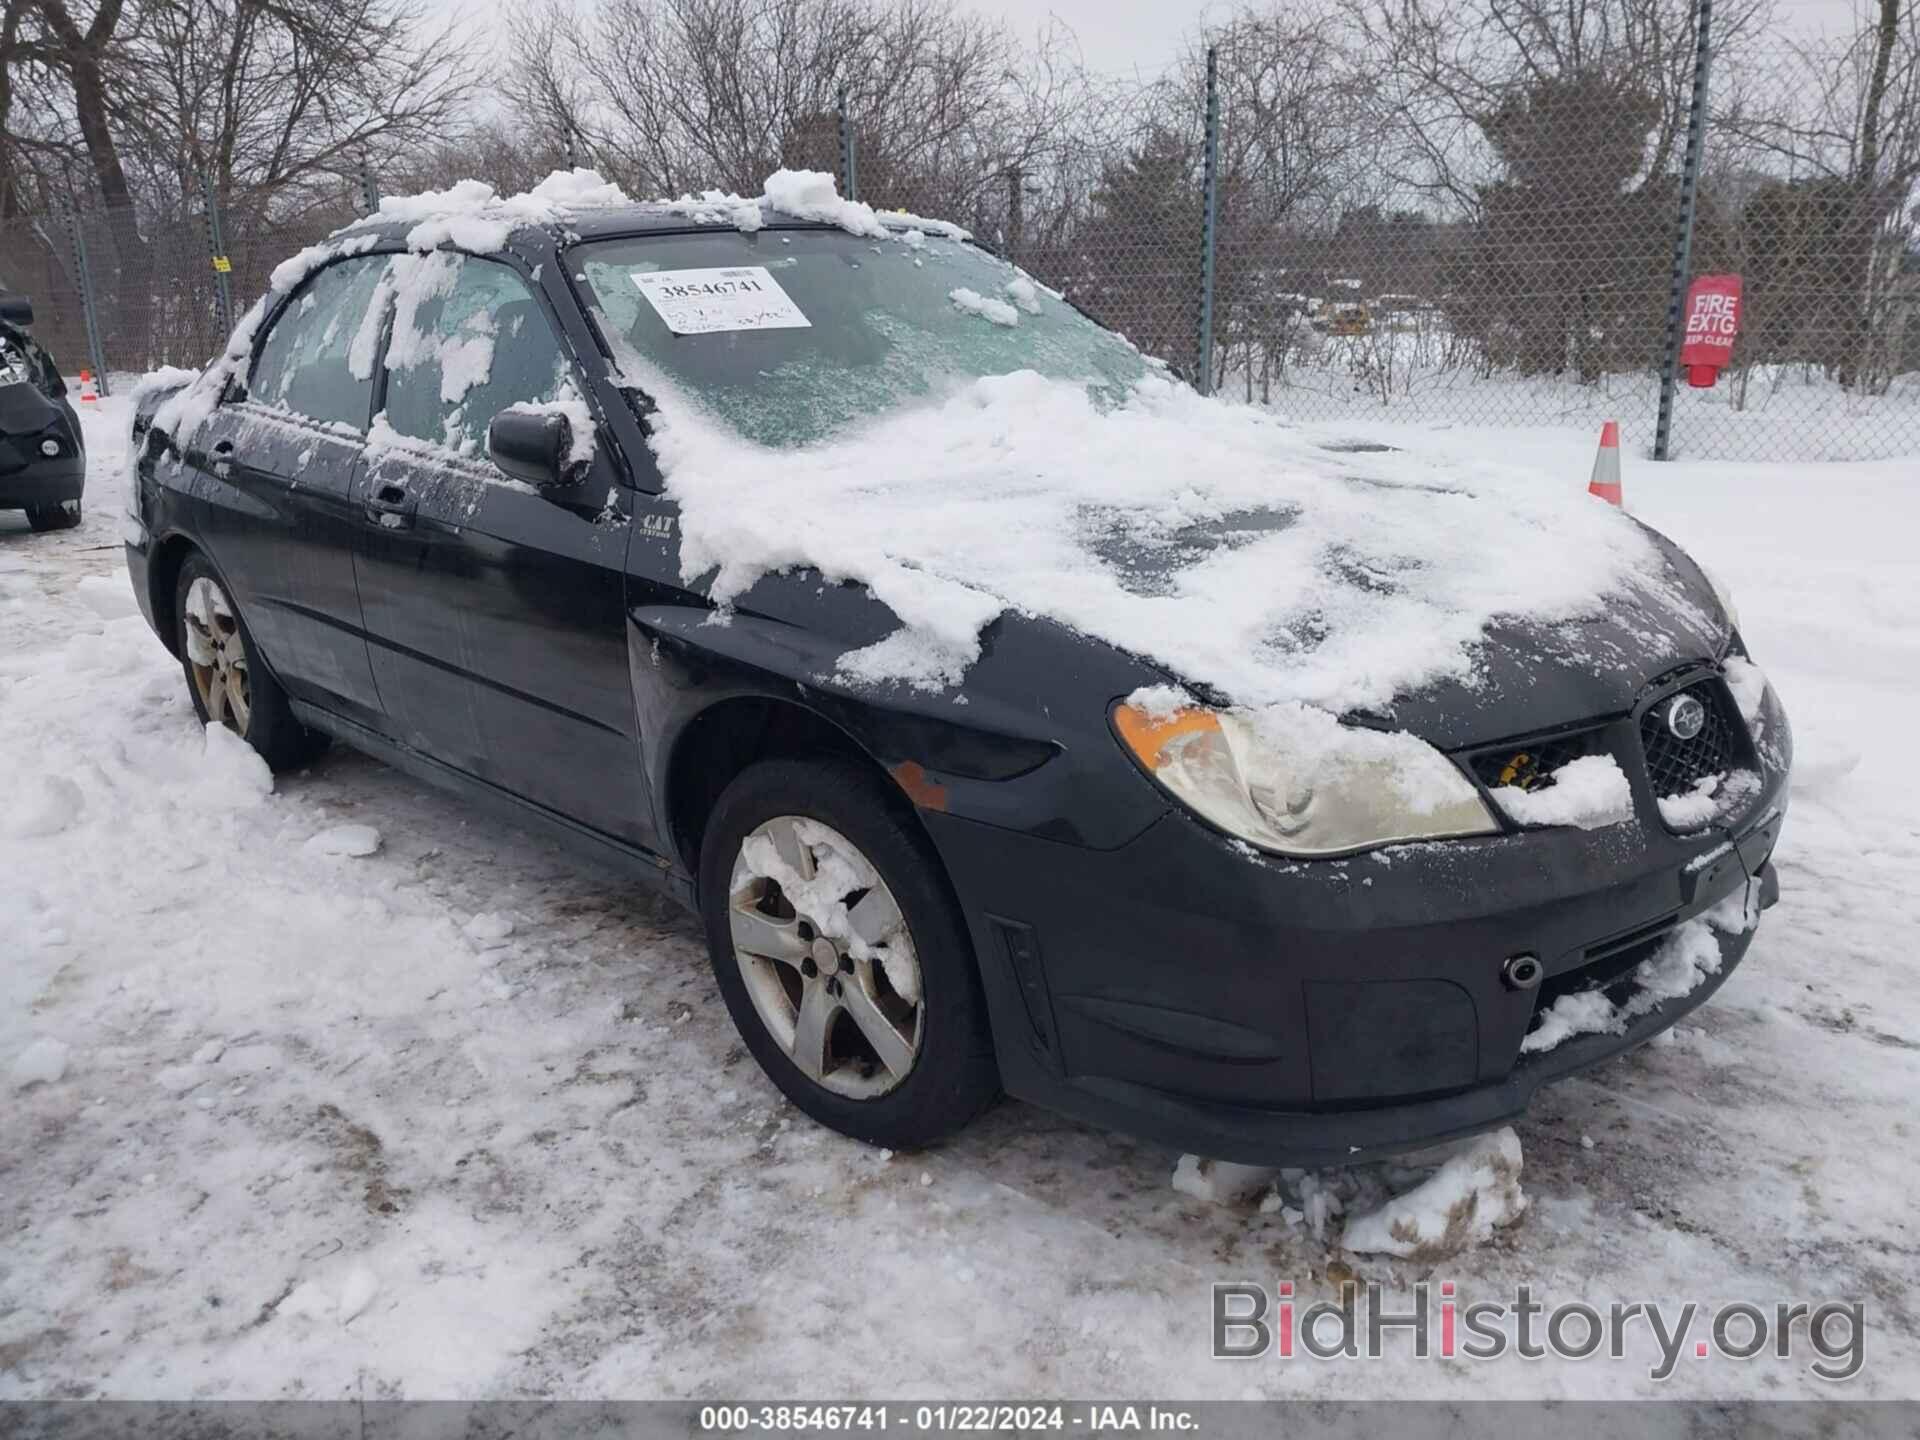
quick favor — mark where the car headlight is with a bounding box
[1112,698,1499,858]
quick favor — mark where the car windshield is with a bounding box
[573,227,1149,447]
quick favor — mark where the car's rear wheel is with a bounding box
[25,499,81,532]
[174,553,326,772]
[699,758,999,1149]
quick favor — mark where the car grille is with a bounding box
[1469,727,1605,793]
[1639,680,1742,799]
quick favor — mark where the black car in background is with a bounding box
[124,199,1790,1165]
[0,292,85,532]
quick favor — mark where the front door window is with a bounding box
[379,254,577,459]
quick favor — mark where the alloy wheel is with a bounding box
[727,815,925,1098]
[183,576,251,734]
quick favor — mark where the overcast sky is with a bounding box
[436,0,1873,77]
[979,0,1867,70]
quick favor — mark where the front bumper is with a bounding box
[0,454,84,509]
[928,694,1790,1167]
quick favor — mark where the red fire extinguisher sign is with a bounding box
[1679,274,1742,387]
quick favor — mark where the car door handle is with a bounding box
[212,438,234,477]
[365,481,416,529]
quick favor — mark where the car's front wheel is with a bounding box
[173,552,326,771]
[25,499,81,532]
[699,758,1000,1150]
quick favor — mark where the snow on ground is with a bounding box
[2,395,1918,1398]
[1229,342,1920,463]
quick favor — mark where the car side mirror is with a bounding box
[0,292,32,327]
[487,407,585,489]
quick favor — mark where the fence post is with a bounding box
[1005,166,1023,267]
[358,153,381,215]
[1654,0,1714,461]
[67,215,110,397]
[201,171,234,338]
[1195,45,1221,397]
[837,87,859,203]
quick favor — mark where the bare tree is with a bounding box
[127,0,474,214]
[1347,0,1772,213]
[30,0,140,209]
[501,0,1090,219]
[1176,9,1383,390]
[1714,0,1920,389]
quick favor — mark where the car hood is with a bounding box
[649,370,1727,747]
[1094,508,1730,750]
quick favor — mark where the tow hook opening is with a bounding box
[1501,953,1543,992]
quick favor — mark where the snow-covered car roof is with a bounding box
[156,168,972,452]
[334,168,970,258]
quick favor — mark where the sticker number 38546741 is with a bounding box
[630,266,812,335]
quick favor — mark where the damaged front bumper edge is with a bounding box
[1061,861,1778,1169]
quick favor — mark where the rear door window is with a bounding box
[250,255,390,430]
[380,254,575,458]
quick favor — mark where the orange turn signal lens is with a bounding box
[1112,702,1222,770]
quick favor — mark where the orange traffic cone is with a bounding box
[78,368,99,405]
[1588,420,1622,507]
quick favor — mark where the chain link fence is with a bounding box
[4,4,1914,462]
[0,197,361,397]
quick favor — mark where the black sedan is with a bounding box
[124,191,1790,1165]
[1,293,85,532]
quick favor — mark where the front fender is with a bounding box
[628,601,1170,862]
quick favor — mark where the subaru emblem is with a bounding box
[1666,694,1707,741]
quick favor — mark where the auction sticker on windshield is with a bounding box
[630,266,812,335]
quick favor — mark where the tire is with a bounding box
[25,499,81,532]
[174,552,327,772]
[699,757,1000,1150]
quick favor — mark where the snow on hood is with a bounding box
[644,365,1714,718]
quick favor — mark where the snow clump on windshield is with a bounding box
[948,287,1020,327]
